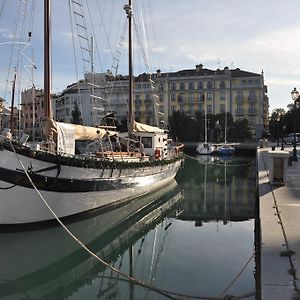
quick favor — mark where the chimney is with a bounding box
[196,64,203,72]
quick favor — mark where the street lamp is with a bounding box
[281,125,286,150]
[291,87,299,161]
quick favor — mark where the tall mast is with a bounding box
[9,71,17,133]
[44,0,51,118]
[124,1,133,136]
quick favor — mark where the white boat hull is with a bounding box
[0,181,182,296]
[0,147,183,225]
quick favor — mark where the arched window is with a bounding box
[198,82,203,90]
[220,81,225,89]
[207,81,213,89]
[180,82,185,90]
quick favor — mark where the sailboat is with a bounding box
[0,0,184,226]
[216,92,235,156]
[196,94,212,155]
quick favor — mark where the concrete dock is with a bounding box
[258,145,300,299]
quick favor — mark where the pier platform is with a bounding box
[258,145,300,299]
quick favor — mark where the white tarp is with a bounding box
[133,121,164,133]
[57,122,76,155]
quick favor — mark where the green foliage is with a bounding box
[168,112,253,142]
[269,106,300,141]
[71,102,83,125]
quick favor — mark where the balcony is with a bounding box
[235,96,245,102]
[235,109,244,116]
[248,96,257,102]
[248,109,257,115]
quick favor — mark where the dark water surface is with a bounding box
[0,155,257,300]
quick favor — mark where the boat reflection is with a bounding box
[0,180,183,300]
[176,155,256,225]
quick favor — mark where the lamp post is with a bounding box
[281,125,286,150]
[276,116,280,147]
[291,87,299,161]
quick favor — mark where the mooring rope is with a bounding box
[184,154,252,167]
[0,183,16,190]
[7,140,255,300]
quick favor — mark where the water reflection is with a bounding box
[0,156,257,300]
[0,181,183,300]
[176,155,256,225]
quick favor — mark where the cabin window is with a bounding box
[141,136,152,148]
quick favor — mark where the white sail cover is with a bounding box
[44,118,117,140]
[133,121,164,133]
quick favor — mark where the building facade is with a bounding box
[50,64,269,139]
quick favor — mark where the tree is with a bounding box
[71,102,83,125]
[269,108,285,141]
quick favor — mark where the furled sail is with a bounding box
[44,118,117,140]
[133,121,164,133]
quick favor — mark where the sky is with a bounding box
[1,0,300,114]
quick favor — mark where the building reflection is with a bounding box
[176,156,256,225]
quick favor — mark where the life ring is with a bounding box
[155,148,161,160]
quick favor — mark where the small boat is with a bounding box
[0,1,184,226]
[217,144,235,156]
[196,94,212,155]
[196,142,213,155]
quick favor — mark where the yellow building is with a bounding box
[133,64,269,138]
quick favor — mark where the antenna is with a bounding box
[217,58,221,69]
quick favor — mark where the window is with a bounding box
[207,92,212,100]
[170,83,176,90]
[159,84,163,91]
[220,92,225,100]
[198,93,204,101]
[180,105,184,112]
[198,82,203,90]
[189,104,193,113]
[220,81,226,89]
[220,104,225,113]
[171,93,176,102]
[237,91,243,101]
[189,93,194,102]
[159,94,163,102]
[241,80,246,85]
[207,104,212,113]
[171,106,176,112]
[178,93,184,102]
[249,91,256,100]
[189,82,194,90]
[141,137,152,148]
[207,81,213,89]
[180,82,185,90]
[198,104,203,112]
[237,103,243,114]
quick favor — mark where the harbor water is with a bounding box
[0,155,257,300]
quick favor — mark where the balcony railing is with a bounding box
[235,109,244,116]
[235,96,245,102]
[248,109,257,115]
[248,96,257,102]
